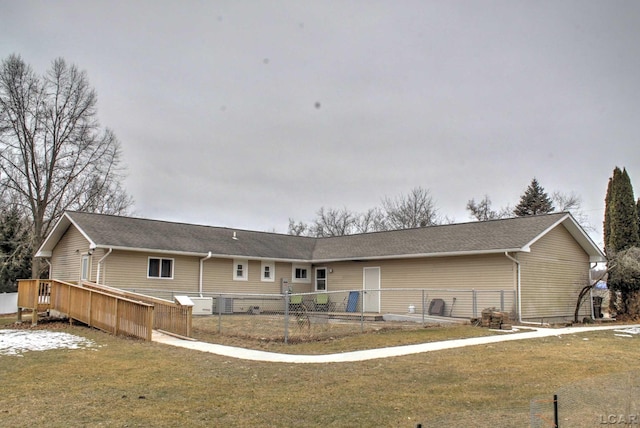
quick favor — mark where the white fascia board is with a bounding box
[309,248,527,264]
[35,214,69,257]
[36,213,99,258]
[523,213,571,250]
[523,213,606,262]
[66,214,98,249]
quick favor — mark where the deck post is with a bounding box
[114,299,119,336]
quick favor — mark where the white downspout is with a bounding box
[96,248,113,285]
[199,252,213,297]
[505,252,546,326]
[504,252,521,320]
[45,259,52,279]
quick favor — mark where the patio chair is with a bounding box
[289,294,304,313]
[314,293,330,312]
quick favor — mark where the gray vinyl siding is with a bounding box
[50,225,92,282]
[319,254,515,316]
[519,225,590,321]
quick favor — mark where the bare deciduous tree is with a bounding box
[288,187,440,236]
[354,207,387,233]
[287,218,309,236]
[312,207,356,237]
[551,191,593,232]
[0,54,133,277]
[382,186,439,229]
[608,247,640,317]
[466,195,512,221]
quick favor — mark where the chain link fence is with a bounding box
[531,370,640,427]
[123,287,515,342]
[411,371,640,427]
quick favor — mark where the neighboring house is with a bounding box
[36,211,605,322]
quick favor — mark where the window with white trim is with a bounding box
[81,255,90,281]
[292,264,311,283]
[234,259,248,281]
[148,257,174,279]
[261,261,275,282]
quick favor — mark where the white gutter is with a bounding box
[96,248,113,285]
[199,251,213,297]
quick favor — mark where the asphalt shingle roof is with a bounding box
[62,211,575,261]
[66,211,316,260]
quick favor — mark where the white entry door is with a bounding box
[363,267,380,313]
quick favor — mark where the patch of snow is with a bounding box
[614,334,633,338]
[0,329,98,357]
[615,327,640,335]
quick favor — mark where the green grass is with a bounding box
[2,316,639,427]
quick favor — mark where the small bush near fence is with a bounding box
[124,288,514,343]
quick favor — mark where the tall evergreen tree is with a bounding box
[603,169,618,257]
[604,167,640,316]
[513,178,554,216]
[607,168,640,254]
[0,206,32,292]
[637,198,640,237]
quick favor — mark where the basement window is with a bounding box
[148,257,173,279]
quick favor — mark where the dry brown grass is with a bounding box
[191,315,501,353]
[2,315,639,427]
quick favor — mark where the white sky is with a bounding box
[2,1,639,247]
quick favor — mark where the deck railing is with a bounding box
[17,279,162,341]
[80,282,192,338]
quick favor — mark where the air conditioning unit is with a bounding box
[190,297,213,315]
[214,297,234,314]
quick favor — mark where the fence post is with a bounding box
[472,289,477,318]
[217,294,222,333]
[554,394,559,428]
[500,290,505,312]
[360,290,364,333]
[421,289,425,326]
[284,293,290,344]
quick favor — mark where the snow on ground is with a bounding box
[0,329,98,357]
[615,327,640,335]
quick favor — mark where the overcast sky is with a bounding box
[2,1,639,246]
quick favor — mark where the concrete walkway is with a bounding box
[152,324,639,364]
